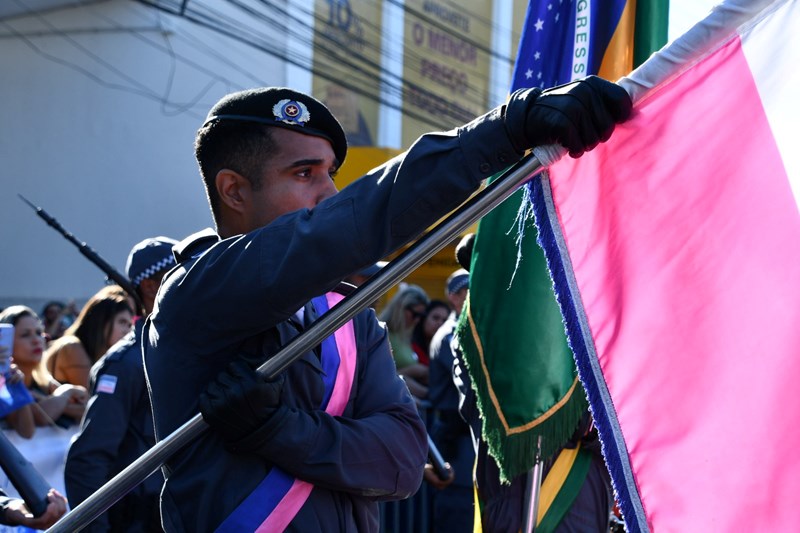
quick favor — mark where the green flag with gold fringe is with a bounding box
[455,0,668,484]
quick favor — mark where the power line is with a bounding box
[5,0,516,130]
[2,0,229,119]
[231,0,487,119]
[258,0,503,116]
[138,0,482,128]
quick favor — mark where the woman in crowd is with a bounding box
[411,299,451,366]
[44,285,133,389]
[0,306,87,428]
[378,284,431,399]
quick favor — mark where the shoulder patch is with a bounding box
[96,375,118,394]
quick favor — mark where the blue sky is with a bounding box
[669,0,722,41]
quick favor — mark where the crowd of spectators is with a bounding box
[0,266,472,526]
[0,236,180,532]
[0,262,531,533]
[44,286,134,390]
[2,262,618,533]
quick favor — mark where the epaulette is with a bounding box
[173,228,220,262]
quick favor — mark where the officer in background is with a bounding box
[65,237,177,532]
[453,233,613,532]
[144,79,632,531]
[427,268,473,532]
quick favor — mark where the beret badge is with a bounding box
[272,99,311,127]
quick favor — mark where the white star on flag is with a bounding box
[525,69,533,79]
[535,18,544,31]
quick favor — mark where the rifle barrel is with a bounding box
[18,194,144,312]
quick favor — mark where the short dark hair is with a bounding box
[194,120,279,224]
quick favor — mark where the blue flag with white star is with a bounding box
[512,0,628,91]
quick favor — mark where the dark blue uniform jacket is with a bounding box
[65,321,163,532]
[143,107,521,532]
[428,315,475,490]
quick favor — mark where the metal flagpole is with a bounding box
[523,436,544,533]
[47,153,546,533]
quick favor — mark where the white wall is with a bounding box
[0,0,289,311]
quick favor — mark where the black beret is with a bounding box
[203,87,348,166]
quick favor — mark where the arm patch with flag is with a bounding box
[96,375,118,395]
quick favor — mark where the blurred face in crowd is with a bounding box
[106,310,133,349]
[43,304,63,324]
[423,305,450,338]
[404,304,427,329]
[11,315,45,366]
[448,287,468,316]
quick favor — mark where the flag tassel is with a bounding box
[457,293,588,484]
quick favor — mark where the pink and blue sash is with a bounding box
[215,292,356,532]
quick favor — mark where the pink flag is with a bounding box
[530,0,800,530]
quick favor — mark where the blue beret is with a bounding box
[203,87,348,166]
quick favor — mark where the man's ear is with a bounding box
[215,169,250,214]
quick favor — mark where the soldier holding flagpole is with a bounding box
[141,80,630,532]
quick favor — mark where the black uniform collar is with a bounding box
[173,228,220,262]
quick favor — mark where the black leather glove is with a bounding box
[505,75,633,158]
[199,359,284,443]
